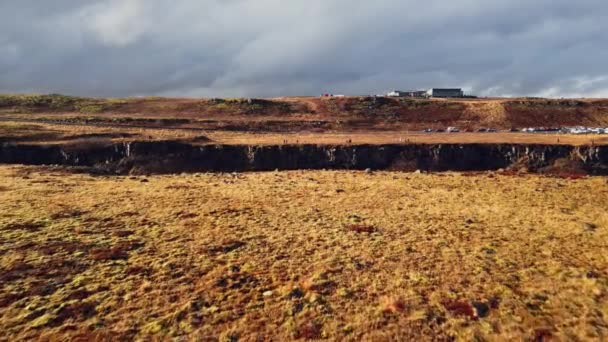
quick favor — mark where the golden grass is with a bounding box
[203,131,608,146]
[2,121,608,146]
[1,166,607,340]
[3,95,608,136]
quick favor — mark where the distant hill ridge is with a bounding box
[2,94,608,130]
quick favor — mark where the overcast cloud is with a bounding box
[1,0,607,97]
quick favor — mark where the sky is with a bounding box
[1,0,607,98]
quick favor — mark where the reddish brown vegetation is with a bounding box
[0,293,26,308]
[112,230,134,237]
[125,265,152,276]
[300,277,337,295]
[176,211,198,219]
[205,240,246,255]
[89,246,129,261]
[345,224,377,234]
[52,302,97,326]
[533,327,554,341]
[557,173,587,180]
[50,209,87,220]
[296,321,323,339]
[2,221,45,232]
[442,300,477,319]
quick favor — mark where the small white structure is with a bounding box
[387,90,407,97]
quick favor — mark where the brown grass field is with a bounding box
[3,94,608,148]
[2,121,608,146]
[1,166,607,340]
[3,94,608,133]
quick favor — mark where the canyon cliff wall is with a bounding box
[1,141,607,175]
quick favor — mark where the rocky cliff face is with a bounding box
[1,141,607,175]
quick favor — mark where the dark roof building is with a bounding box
[426,88,464,98]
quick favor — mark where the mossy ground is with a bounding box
[0,166,607,340]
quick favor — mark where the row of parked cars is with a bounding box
[422,127,498,133]
[422,126,608,134]
[522,126,608,134]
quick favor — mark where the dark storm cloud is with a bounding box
[1,0,607,97]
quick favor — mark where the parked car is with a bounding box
[447,127,460,133]
[423,128,434,133]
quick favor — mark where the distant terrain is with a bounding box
[2,94,608,341]
[2,94,608,133]
[2,94,608,176]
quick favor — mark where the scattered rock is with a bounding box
[481,247,497,255]
[471,301,490,318]
[287,287,304,300]
[587,270,600,279]
[414,170,421,174]
[140,179,149,183]
[465,218,474,225]
[583,222,598,231]
[263,291,273,297]
[364,168,372,174]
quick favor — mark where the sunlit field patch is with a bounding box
[0,166,607,340]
